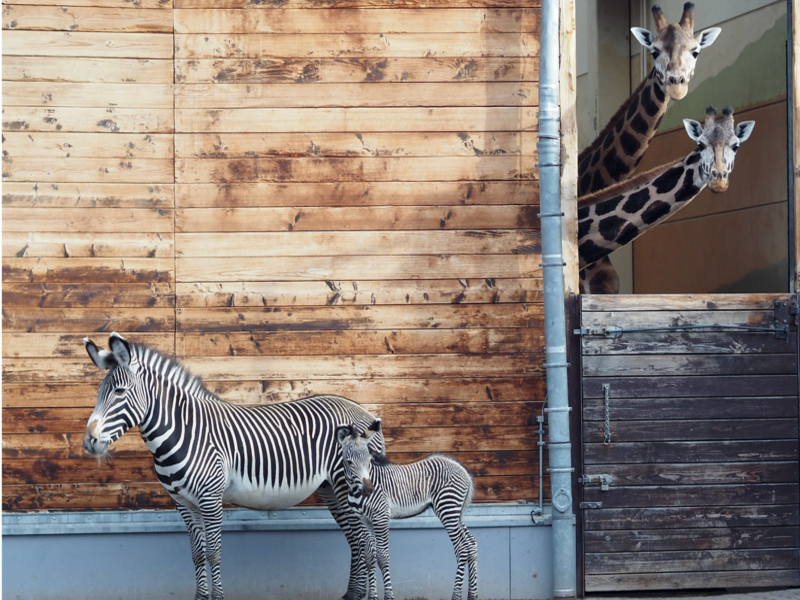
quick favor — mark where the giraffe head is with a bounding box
[684,106,755,193]
[631,3,721,100]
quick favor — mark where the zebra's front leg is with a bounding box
[361,524,379,600]
[199,495,225,600]
[372,509,394,600]
[317,481,368,600]
[176,502,210,600]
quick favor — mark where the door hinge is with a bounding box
[774,299,798,339]
[578,474,613,491]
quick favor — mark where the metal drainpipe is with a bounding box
[537,0,577,597]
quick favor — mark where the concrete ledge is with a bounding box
[2,503,557,600]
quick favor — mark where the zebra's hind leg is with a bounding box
[317,481,368,600]
[176,502,210,600]
[462,525,478,600]
[437,511,477,600]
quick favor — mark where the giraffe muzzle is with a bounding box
[708,172,729,193]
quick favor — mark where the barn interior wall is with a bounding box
[576,0,789,294]
[2,1,545,511]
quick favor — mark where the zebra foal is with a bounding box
[82,332,384,600]
[337,420,478,600]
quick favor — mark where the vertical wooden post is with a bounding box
[560,0,579,296]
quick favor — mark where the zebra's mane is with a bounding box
[370,451,393,466]
[132,343,220,401]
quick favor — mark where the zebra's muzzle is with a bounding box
[83,420,109,455]
[362,478,373,497]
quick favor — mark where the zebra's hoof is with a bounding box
[341,591,363,600]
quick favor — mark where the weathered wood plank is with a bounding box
[2,401,540,434]
[173,9,540,36]
[175,181,539,208]
[3,157,174,183]
[584,440,799,465]
[582,396,799,421]
[582,331,799,355]
[2,482,172,511]
[3,457,157,485]
[584,526,800,553]
[583,482,798,508]
[174,57,538,84]
[177,304,541,332]
[583,354,798,377]
[3,281,175,307]
[174,0,539,8]
[581,310,777,329]
[5,0,172,8]
[3,106,174,133]
[3,233,174,258]
[583,497,800,527]
[3,182,174,208]
[175,107,538,133]
[586,549,799,575]
[176,279,543,307]
[176,156,536,184]
[2,376,544,409]
[2,31,173,58]
[176,206,538,232]
[177,329,543,357]
[2,5,173,32]
[585,570,800,592]
[176,231,539,257]
[3,83,173,108]
[3,132,174,159]
[581,294,791,312]
[175,132,532,159]
[3,260,174,284]
[175,83,536,109]
[176,255,542,283]
[3,56,174,84]
[583,419,799,443]
[585,462,799,487]
[583,375,799,399]
[4,332,174,358]
[382,425,539,453]
[3,208,173,233]
[178,354,541,382]
[2,308,175,335]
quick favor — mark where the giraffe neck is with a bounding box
[577,68,671,197]
[577,148,706,268]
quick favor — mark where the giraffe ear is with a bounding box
[696,27,721,49]
[630,27,655,50]
[683,119,704,142]
[734,121,755,143]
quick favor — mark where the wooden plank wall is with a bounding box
[579,294,800,591]
[2,1,545,510]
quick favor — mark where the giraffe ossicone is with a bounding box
[578,106,755,294]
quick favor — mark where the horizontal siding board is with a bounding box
[585,549,799,575]
[174,1,541,9]
[6,0,173,7]
[176,278,542,307]
[3,82,174,108]
[582,462,799,487]
[584,526,800,553]
[173,9,540,35]
[175,181,539,208]
[584,440,799,464]
[2,282,175,307]
[2,308,175,335]
[582,397,800,421]
[583,375,799,398]
[175,132,535,159]
[175,57,539,84]
[2,31,174,58]
[3,208,173,233]
[581,310,776,329]
[176,255,542,282]
[585,570,800,592]
[176,156,535,184]
[176,206,538,232]
[4,332,175,358]
[3,233,175,259]
[3,106,175,133]
[1,5,174,32]
[584,504,800,532]
[175,107,538,133]
[3,56,174,84]
[176,304,541,332]
[3,157,174,183]
[3,182,174,208]
[3,132,174,159]
[583,482,798,508]
[583,419,799,443]
[582,331,798,355]
[582,354,798,377]
[581,294,790,312]
[175,82,537,109]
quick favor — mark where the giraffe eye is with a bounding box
[651,49,661,59]
[697,142,706,150]
[732,144,740,153]
[691,50,700,58]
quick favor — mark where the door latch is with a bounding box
[579,474,613,491]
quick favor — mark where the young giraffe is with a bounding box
[578,106,755,290]
[578,2,721,293]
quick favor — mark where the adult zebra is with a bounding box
[83,332,384,600]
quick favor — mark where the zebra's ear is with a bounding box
[336,425,353,447]
[364,419,382,438]
[108,332,131,367]
[84,337,117,370]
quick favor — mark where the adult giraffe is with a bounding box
[578,2,721,293]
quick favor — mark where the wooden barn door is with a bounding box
[574,294,800,593]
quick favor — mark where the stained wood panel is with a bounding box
[577,294,800,592]
[4,0,543,513]
[2,0,175,512]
